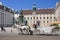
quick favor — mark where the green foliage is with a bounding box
[50,24,58,26]
[51,24,60,31]
[55,26,60,30]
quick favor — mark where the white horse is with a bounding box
[13,24,33,35]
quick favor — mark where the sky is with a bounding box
[0,0,60,10]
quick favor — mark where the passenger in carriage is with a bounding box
[33,24,37,29]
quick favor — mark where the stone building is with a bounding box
[0,2,14,27]
[55,2,60,21]
[14,2,60,27]
[23,4,56,27]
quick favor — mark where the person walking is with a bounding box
[1,25,6,32]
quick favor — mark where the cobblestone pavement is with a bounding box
[0,27,60,40]
[0,33,60,40]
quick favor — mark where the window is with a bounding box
[43,21,45,23]
[47,17,48,19]
[27,17,29,19]
[37,17,38,19]
[40,17,41,19]
[47,21,48,23]
[50,17,52,19]
[54,17,55,19]
[34,21,35,23]
[43,17,45,19]
[33,17,35,19]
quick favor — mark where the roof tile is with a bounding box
[23,9,54,15]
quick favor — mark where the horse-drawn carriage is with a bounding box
[13,24,33,35]
[12,24,57,35]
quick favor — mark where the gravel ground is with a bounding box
[0,27,60,40]
[0,34,60,40]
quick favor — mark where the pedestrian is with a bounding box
[1,25,6,32]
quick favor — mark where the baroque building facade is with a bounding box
[23,3,58,27]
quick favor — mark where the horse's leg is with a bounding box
[25,29,30,35]
[19,28,24,35]
[17,28,21,35]
[28,29,33,35]
[17,28,23,35]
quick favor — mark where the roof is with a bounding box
[0,5,14,13]
[23,9,54,15]
[23,10,32,15]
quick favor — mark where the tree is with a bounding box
[51,24,60,31]
[50,24,60,35]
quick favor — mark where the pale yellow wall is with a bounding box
[24,13,55,27]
